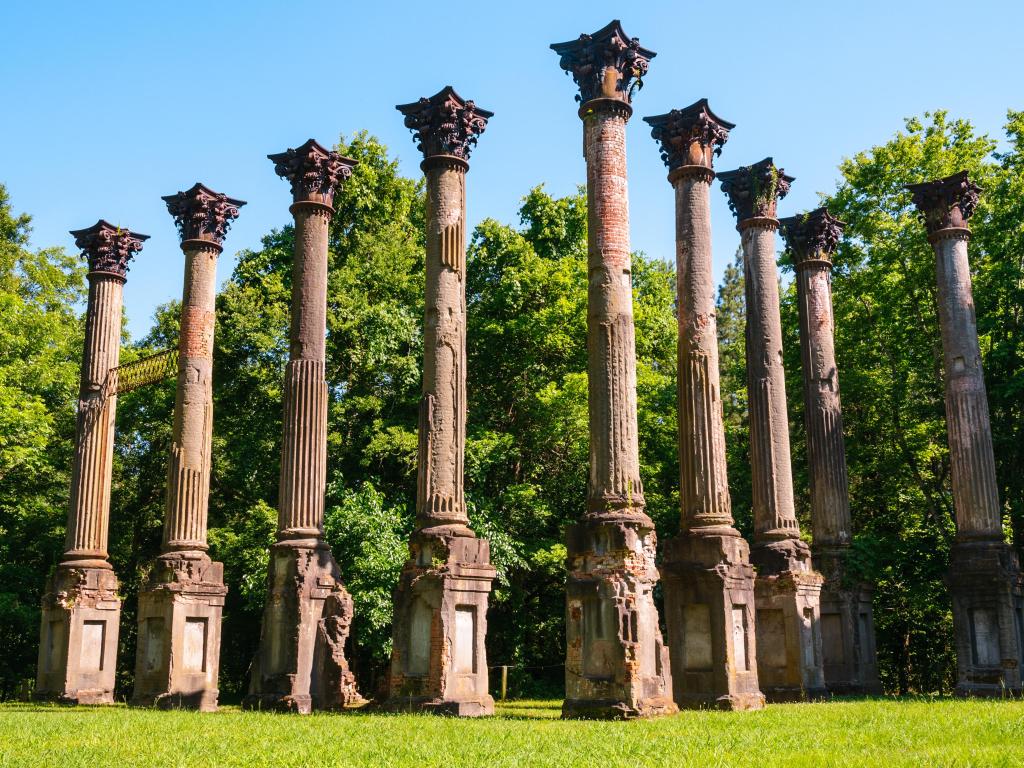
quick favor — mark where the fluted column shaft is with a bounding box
[673,167,735,533]
[278,203,332,540]
[63,272,123,567]
[584,105,646,520]
[933,231,1002,541]
[742,219,800,542]
[417,158,470,533]
[162,242,219,553]
[795,259,852,549]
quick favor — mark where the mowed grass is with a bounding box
[2,698,1023,768]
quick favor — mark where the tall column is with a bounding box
[644,100,764,710]
[36,221,147,704]
[551,20,675,719]
[384,87,496,716]
[908,171,1023,696]
[133,185,243,711]
[719,159,826,701]
[780,208,880,694]
[246,140,363,713]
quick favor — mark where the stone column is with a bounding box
[908,171,1023,696]
[384,87,496,716]
[132,185,243,711]
[644,101,764,710]
[780,208,880,694]
[551,20,675,719]
[36,221,147,704]
[246,140,363,713]
[719,158,826,701]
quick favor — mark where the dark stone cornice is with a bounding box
[780,207,845,266]
[69,220,149,277]
[644,98,734,171]
[907,170,981,235]
[268,139,357,207]
[396,86,492,162]
[550,20,655,107]
[162,183,245,246]
[719,157,794,222]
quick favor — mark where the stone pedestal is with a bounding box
[720,159,827,702]
[247,140,363,712]
[909,172,1024,696]
[552,22,676,719]
[644,100,764,711]
[36,221,147,704]
[385,89,495,716]
[781,208,881,694]
[133,186,243,710]
[133,555,226,710]
[37,567,121,704]
[387,534,495,715]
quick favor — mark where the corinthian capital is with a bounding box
[69,220,149,277]
[268,139,357,207]
[644,98,734,172]
[162,183,245,247]
[780,208,846,266]
[907,170,981,235]
[396,86,492,163]
[550,19,656,108]
[719,157,794,222]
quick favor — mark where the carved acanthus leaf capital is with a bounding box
[162,183,245,246]
[719,157,794,222]
[268,139,357,206]
[644,98,735,171]
[550,19,656,107]
[69,220,149,277]
[907,170,981,234]
[396,86,492,162]
[780,207,846,264]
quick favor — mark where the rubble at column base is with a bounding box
[561,696,677,720]
[386,532,495,718]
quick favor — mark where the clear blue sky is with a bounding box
[2,1,1020,339]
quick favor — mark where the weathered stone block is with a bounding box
[385,533,495,715]
[35,566,121,705]
[132,555,227,711]
[661,533,764,710]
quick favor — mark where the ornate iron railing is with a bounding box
[110,348,179,394]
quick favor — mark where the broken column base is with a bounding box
[563,515,677,720]
[815,547,882,695]
[35,565,121,705]
[661,530,765,711]
[132,554,227,711]
[385,531,496,717]
[244,539,364,713]
[947,540,1024,697]
[752,538,828,702]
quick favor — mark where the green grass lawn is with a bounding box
[2,698,1023,767]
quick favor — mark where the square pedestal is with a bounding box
[816,551,881,695]
[563,518,677,720]
[947,541,1024,697]
[752,540,827,702]
[132,556,227,711]
[36,566,121,705]
[244,541,363,713]
[661,533,765,710]
[386,534,495,716]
